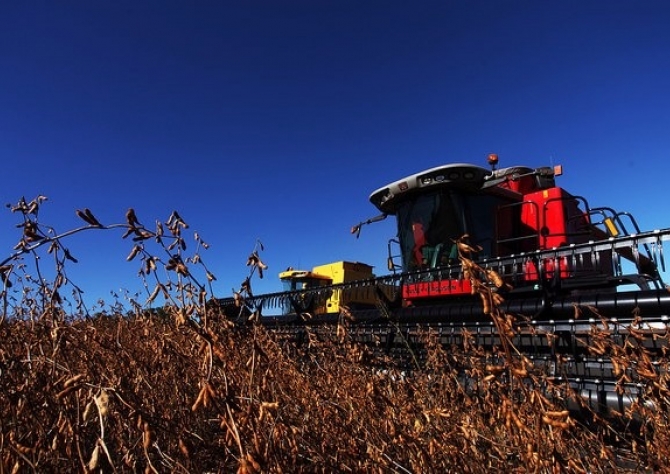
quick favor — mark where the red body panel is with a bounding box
[521,187,570,249]
[523,257,570,282]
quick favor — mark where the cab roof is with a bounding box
[369,163,491,214]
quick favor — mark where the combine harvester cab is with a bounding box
[368,153,665,304]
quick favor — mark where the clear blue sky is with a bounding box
[1,1,670,310]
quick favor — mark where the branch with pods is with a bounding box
[454,235,580,444]
[0,196,218,326]
[229,240,268,323]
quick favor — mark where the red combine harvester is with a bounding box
[364,153,661,301]
[220,155,670,412]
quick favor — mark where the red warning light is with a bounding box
[487,153,499,169]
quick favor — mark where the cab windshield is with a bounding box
[395,190,503,271]
[281,276,331,292]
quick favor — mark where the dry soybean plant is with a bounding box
[1,202,670,472]
[0,196,217,326]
